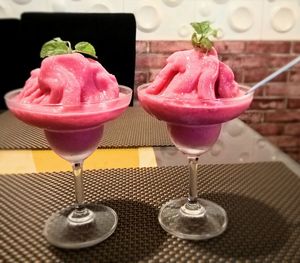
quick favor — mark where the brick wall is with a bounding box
[135,40,300,163]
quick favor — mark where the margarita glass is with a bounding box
[5,86,132,249]
[138,83,253,240]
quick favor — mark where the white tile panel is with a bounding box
[9,0,50,18]
[12,0,32,4]
[0,0,13,17]
[124,0,196,40]
[0,0,298,40]
[51,0,67,12]
[86,0,123,13]
[52,0,124,13]
[261,0,300,40]
[162,0,184,8]
[207,0,264,40]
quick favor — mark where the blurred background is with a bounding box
[0,0,299,163]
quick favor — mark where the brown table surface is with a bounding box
[1,162,299,262]
[0,107,172,149]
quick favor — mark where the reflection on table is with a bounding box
[155,118,300,177]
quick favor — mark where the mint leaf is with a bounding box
[191,21,210,34]
[200,37,213,50]
[191,22,203,34]
[40,38,97,59]
[190,21,218,51]
[40,38,71,58]
[74,41,97,59]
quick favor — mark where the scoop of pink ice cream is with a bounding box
[138,46,253,126]
[17,53,119,105]
[146,48,239,100]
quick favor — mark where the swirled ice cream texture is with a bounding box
[146,48,239,100]
[17,53,119,105]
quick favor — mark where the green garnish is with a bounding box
[40,37,97,59]
[190,21,218,51]
[74,42,96,57]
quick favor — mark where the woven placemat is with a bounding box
[1,162,299,262]
[0,107,172,149]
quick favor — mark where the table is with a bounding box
[1,107,300,262]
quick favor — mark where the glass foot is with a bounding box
[43,203,117,249]
[158,197,227,240]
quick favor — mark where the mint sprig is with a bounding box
[74,42,97,58]
[190,21,218,51]
[40,37,97,59]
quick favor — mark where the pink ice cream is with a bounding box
[146,48,240,100]
[138,47,253,126]
[17,53,118,105]
[6,53,131,130]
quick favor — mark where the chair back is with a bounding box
[19,12,136,105]
[0,19,21,110]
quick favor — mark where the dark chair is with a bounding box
[19,12,136,105]
[0,19,22,110]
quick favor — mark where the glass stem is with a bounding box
[180,156,206,217]
[72,162,85,206]
[187,156,199,204]
[68,162,94,225]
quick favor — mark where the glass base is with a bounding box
[43,204,118,249]
[158,198,227,240]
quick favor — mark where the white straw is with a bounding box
[246,55,300,94]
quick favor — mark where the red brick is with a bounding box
[292,41,300,53]
[214,41,246,54]
[240,55,269,68]
[136,53,168,69]
[149,69,160,82]
[239,110,264,123]
[244,68,287,83]
[287,98,300,109]
[264,110,300,122]
[268,55,299,69]
[264,83,287,96]
[252,87,264,96]
[249,123,284,136]
[232,69,244,83]
[219,54,243,70]
[265,83,300,97]
[240,54,296,70]
[281,147,300,163]
[267,135,299,148]
[282,146,300,154]
[250,97,286,110]
[246,41,291,54]
[287,83,300,96]
[150,41,191,53]
[289,68,300,82]
[284,123,300,135]
[134,71,148,87]
[136,41,148,54]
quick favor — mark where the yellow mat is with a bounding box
[0,147,157,174]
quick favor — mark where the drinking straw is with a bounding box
[246,55,300,94]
